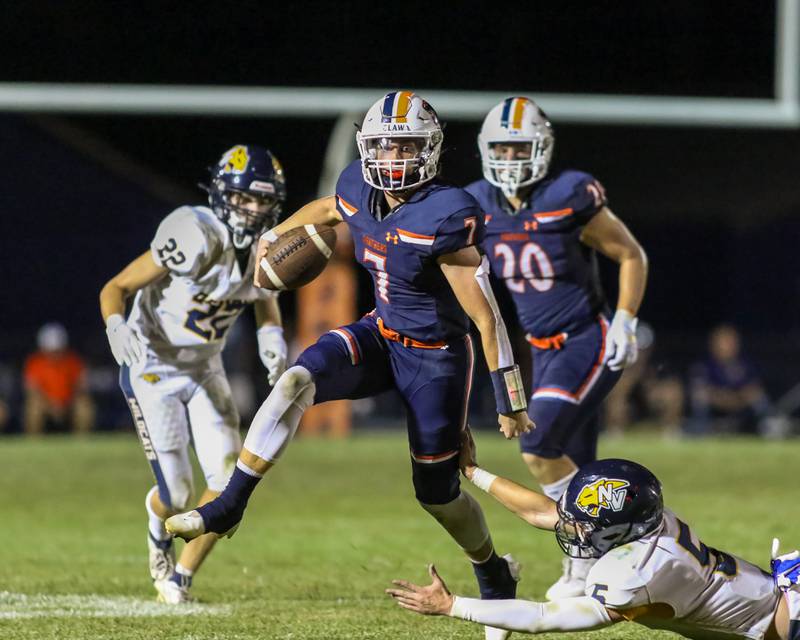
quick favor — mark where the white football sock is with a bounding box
[421,491,491,554]
[540,469,577,502]
[145,485,169,541]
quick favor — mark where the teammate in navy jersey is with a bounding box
[168,92,533,638]
[465,97,648,600]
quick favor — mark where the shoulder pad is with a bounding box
[553,170,607,220]
[585,546,650,608]
[151,206,217,276]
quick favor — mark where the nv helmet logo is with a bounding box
[221,145,250,175]
[575,478,630,517]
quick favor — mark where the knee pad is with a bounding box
[411,455,460,505]
[243,366,315,462]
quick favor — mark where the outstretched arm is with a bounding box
[460,428,557,530]
[438,246,532,439]
[387,564,620,633]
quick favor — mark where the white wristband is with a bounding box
[470,467,498,493]
[257,325,284,338]
[106,313,125,330]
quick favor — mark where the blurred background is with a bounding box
[1,0,799,438]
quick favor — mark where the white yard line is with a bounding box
[0,591,229,619]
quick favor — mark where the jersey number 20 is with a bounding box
[494,242,554,292]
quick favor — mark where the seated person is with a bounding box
[688,324,770,435]
[23,323,94,435]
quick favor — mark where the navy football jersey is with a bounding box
[467,170,607,338]
[335,160,485,343]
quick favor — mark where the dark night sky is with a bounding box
[5,1,776,96]
[1,1,798,390]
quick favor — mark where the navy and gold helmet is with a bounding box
[204,144,287,249]
[555,459,663,559]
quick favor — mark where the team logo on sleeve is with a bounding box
[221,145,250,175]
[141,373,161,384]
[575,478,630,517]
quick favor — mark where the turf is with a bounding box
[0,431,796,639]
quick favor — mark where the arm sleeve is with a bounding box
[566,171,608,226]
[431,206,486,257]
[449,596,612,633]
[150,207,214,277]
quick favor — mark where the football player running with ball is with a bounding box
[389,434,800,640]
[99,145,289,603]
[466,97,648,599]
[167,92,533,636]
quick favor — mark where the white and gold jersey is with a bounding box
[127,206,274,364]
[586,510,779,639]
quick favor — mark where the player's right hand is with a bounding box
[498,411,534,439]
[105,314,144,366]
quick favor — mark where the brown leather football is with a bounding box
[256,225,337,291]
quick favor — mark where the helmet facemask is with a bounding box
[357,132,442,192]
[209,182,282,249]
[479,135,553,198]
[555,500,635,559]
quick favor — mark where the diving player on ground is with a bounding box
[466,97,648,598]
[388,433,800,640]
[167,92,533,637]
[99,145,289,603]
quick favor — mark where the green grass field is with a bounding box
[1,431,796,639]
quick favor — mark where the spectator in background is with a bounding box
[23,322,94,435]
[604,322,685,438]
[688,324,770,435]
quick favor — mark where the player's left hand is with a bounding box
[257,325,287,386]
[498,411,534,439]
[605,309,638,371]
[386,564,454,616]
[771,538,800,591]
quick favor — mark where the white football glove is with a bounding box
[257,325,287,386]
[605,309,638,371]
[105,313,144,367]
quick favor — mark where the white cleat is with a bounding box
[485,554,522,640]
[154,577,193,604]
[147,534,175,582]
[545,556,595,601]
[165,510,206,541]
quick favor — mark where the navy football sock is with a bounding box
[472,551,517,599]
[196,467,260,534]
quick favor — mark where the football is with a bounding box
[256,224,337,290]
